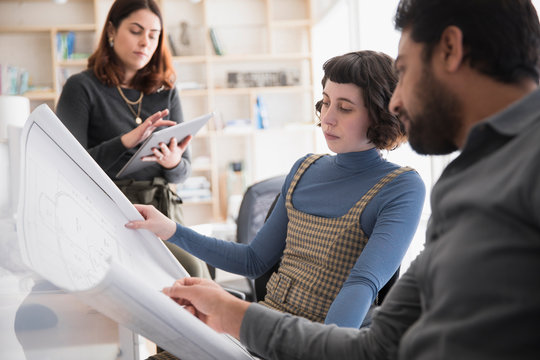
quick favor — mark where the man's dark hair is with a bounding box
[394,0,540,84]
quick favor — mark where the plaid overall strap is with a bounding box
[261,154,414,322]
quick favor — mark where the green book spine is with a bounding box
[209,28,223,56]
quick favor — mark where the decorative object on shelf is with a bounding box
[116,86,144,125]
[227,70,300,88]
[180,21,191,47]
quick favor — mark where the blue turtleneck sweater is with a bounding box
[169,149,425,328]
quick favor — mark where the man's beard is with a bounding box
[407,66,463,155]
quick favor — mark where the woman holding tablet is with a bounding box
[56,0,210,278]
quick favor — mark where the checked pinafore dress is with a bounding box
[260,154,413,323]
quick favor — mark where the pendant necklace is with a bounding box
[117,85,144,125]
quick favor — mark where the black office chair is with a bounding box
[217,174,286,301]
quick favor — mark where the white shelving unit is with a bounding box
[0,0,318,226]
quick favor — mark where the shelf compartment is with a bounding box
[0,1,94,28]
[210,53,311,62]
[0,32,53,91]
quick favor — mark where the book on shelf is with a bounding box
[209,27,224,56]
[56,31,90,61]
[56,32,75,60]
[0,64,29,95]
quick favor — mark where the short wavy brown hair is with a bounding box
[315,51,406,150]
[87,0,175,94]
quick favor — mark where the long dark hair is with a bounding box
[88,0,175,93]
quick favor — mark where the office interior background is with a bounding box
[2,0,540,358]
[1,0,540,289]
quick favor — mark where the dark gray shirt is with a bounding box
[56,70,190,183]
[240,89,540,359]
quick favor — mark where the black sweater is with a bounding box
[56,70,190,184]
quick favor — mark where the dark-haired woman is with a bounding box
[127,50,426,328]
[56,0,210,278]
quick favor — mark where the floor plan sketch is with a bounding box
[21,124,120,291]
[16,105,253,359]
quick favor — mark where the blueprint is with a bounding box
[16,105,253,359]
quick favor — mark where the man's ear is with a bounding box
[438,25,464,72]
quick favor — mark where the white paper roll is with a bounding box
[0,96,30,141]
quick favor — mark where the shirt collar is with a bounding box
[481,87,540,136]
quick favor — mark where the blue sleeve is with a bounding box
[324,170,426,328]
[168,167,297,277]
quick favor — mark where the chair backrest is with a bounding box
[236,175,286,245]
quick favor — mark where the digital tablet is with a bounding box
[116,112,213,178]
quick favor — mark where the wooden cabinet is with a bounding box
[0,0,317,225]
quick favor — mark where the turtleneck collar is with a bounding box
[334,148,383,171]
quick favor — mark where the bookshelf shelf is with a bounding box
[24,90,56,100]
[270,19,312,28]
[0,0,316,226]
[0,25,95,33]
[164,0,316,224]
[0,26,51,33]
[57,59,89,66]
[53,24,96,32]
[212,85,310,95]
[172,55,208,64]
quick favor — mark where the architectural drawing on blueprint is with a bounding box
[21,124,121,291]
[16,105,253,360]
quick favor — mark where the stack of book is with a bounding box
[177,176,212,202]
[56,32,90,60]
[0,64,29,95]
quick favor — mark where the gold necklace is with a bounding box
[116,85,144,124]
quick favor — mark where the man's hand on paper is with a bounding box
[163,277,250,339]
[125,204,177,240]
[141,134,192,169]
[121,109,176,149]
